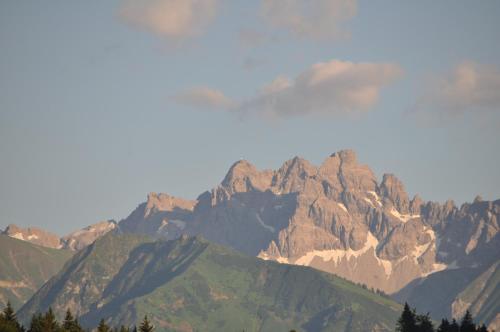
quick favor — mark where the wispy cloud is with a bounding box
[174,87,235,110]
[174,59,402,119]
[417,61,500,119]
[240,59,402,118]
[119,0,218,40]
[260,0,357,40]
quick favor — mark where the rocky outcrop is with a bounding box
[118,193,196,239]
[61,220,118,251]
[2,224,62,249]
[3,220,119,251]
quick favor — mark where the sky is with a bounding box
[1,0,499,235]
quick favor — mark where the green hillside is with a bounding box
[0,234,73,309]
[18,233,401,331]
[456,260,500,328]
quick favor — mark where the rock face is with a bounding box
[61,220,118,251]
[3,220,119,251]
[2,224,62,249]
[112,150,499,299]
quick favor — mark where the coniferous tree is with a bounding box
[28,309,60,332]
[437,318,451,332]
[449,319,459,332]
[97,319,112,332]
[42,308,60,332]
[0,301,24,332]
[460,310,477,332]
[416,313,434,332]
[396,303,417,332]
[118,325,130,332]
[139,315,154,332]
[477,324,489,332]
[62,309,83,332]
[27,313,43,332]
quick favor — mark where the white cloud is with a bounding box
[119,0,218,39]
[174,87,235,110]
[240,59,402,118]
[261,0,357,40]
[174,59,402,119]
[419,61,500,116]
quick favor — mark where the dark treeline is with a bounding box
[1,300,493,332]
[0,302,154,332]
[396,303,491,332]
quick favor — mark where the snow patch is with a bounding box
[363,198,375,208]
[367,191,383,207]
[258,252,289,264]
[422,262,448,277]
[293,232,393,277]
[10,233,25,240]
[390,208,420,223]
[337,203,348,213]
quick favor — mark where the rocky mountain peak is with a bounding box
[145,192,196,217]
[331,149,358,165]
[274,156,317,184]
[409,194,424,215]
[222,160,257,181]
[2,224,62,249]
[221,160,273,194]
[473,195,484,203]
[380,173,410,213]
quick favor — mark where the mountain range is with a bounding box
[3,150,499,329]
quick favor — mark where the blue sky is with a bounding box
[1,0,499,235]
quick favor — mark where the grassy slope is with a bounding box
[0,234,73,309]
[17,233,152,321]
[19,234,401,331]
[125,240,400,332]
[83,236,400,331]
[457,260,500,326]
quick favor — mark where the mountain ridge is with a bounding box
[5,149,499,327]
[18,233,401,332]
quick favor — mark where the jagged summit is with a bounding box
[2,224,61,249]
[6,149,498,328]
[330,149,357,164]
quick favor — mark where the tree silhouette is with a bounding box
[449,318,460,332]
[62,309,83,332]
[97,318,112,332]
[118,325,131,332]
[460,310,476,332]
[41,308,60,332]
[0,301,24,332]
[416,313,434,332]
[139,315,154,332]
[396,303,417,332]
